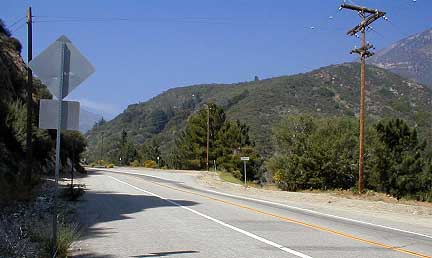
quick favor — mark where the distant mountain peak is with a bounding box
[79,108,103,133]
[369,27,432,87]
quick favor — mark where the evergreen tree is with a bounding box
[268,115,358,191]
[268,115,432,201]
[176,103,225,169]
[175,104,261,179]
[119,129,137,165]
[139,141,161,163]
[215,120,261,179]
[369,119,431,199]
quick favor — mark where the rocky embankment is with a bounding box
[0,178,81,258]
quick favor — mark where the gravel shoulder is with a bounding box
[0,176,83,258]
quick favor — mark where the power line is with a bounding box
[11,22,27,33]
[33,19,245,26]
[8,16,26,28]
[31,18,285,27]
[32,15,292,26]
[30,12,348,29]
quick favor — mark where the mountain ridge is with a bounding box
[369,27,432,87]
[86,62,432,161]
[79,108,103,133]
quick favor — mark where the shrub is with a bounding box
[268,116,358,191]
[31,220,81,258]
[231,170,243,181]
[144,160,157,168]
[60,184,85,201]
[268,116,432,201]
[0,19,11,36]
[188,159,201,170]
[9,37,22,53]
[130,160,140,167]
[106,163,114,168]
[57,222,81,257]
[97,160,107,166]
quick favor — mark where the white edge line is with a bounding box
[202,189,432,240]
[99,168,432,240]
[98,168,182,183]
[106,175,313,258]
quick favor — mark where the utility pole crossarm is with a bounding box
[346,14,386,36]
[350,43,375,58]
[340,4,385,15]
[341,4,386,36]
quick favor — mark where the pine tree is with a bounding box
[369,119,430,199]
[175,104,261,179]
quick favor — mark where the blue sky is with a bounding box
[2,0,431,119]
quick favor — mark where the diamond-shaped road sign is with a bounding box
[29,35,95,99]
[39,99,80,130]
[30,35,94,254]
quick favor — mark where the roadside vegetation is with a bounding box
[267,115,432,201]
[88,104,263,181]
[30,219,81,258]
[0,20,88,257]
[86,104,432,202]
[219,171,243,185]
[171,103,262,180]
[0,20,88,205]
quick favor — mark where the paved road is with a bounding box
[73,168,432,258]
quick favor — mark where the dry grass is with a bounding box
[30,219,81,258]
[302,189,432,207]
[219,172,243,185]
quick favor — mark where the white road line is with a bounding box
[99,168,183,183]
[107,175,313,258]
[202,189,432,240]
[101,168,432,240]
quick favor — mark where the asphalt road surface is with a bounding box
[73,168,432,258]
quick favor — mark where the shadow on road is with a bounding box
[131,250,199,257]
[78,189,199,240]
[72,253,117,258]
[71,170,201,257]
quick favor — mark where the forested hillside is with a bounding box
[86,62,432,161]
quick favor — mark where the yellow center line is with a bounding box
[144,178,431,258]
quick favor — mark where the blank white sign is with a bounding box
[39,99,80,131]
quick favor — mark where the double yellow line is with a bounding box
[145,178,431,258]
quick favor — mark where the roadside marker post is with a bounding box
[29,35,94,257]
[240,157,249,187]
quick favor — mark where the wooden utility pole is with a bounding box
[100,132,104,162]
[206,105,210,171]
[341,4,385,194]
[25,6,33,186]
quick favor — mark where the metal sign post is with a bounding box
[52,41,66,257]
[29,35,94,257]
[240,157,249,187]
[243,161,247,187]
